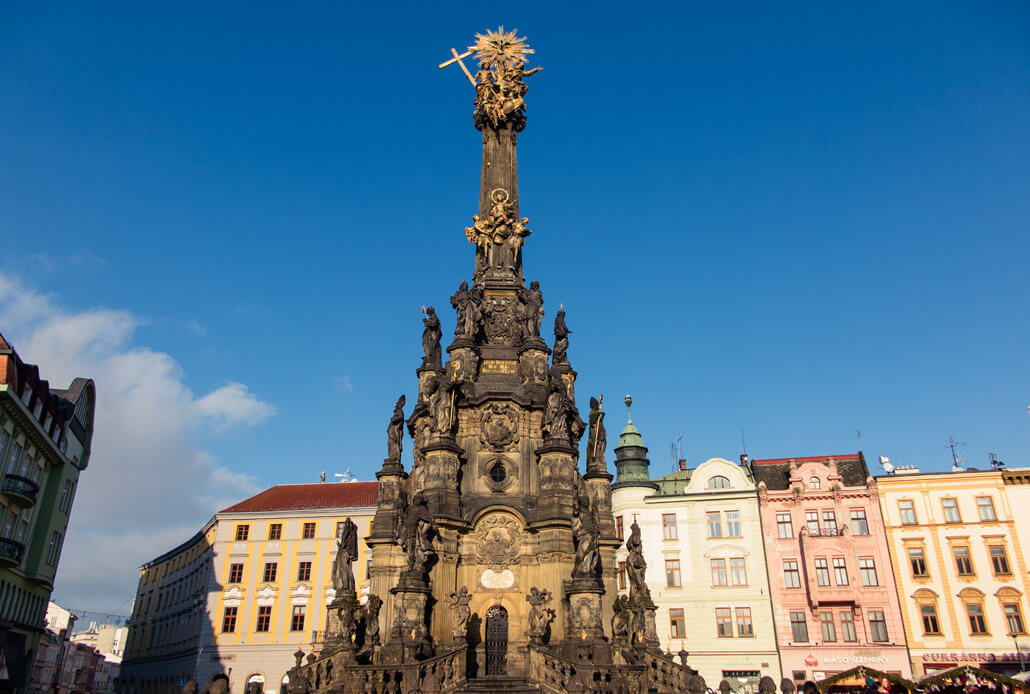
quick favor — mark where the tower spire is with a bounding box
[443,27,541,285]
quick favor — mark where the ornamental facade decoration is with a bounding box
[472,513,522,568]
[479,402,520,450]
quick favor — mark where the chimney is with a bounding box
[678,459,687,471]
[740,454,749,466]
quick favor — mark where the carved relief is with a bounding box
[479,402,520,450]
[473,513,522,568]
[481,294,520,345]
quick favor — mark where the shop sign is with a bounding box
[804,655,818,667]
[921,652,1020,663]
[823,656,889,665]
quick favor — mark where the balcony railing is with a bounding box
[806,526,846,537]
[2,474,39,508]
[0,537,26,567]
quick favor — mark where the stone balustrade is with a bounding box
[528,643,647,694]
[288,645,466,694]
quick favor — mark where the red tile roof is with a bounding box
[220,481,379,513]
[751,454,861,465]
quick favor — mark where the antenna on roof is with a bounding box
[334,469,356,483]
[740,426,748,458]
[947,438,966,472]
[989,453,1005,470]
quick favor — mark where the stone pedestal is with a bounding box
[516,339,549,386]
[535,440,578,520]
[447,341,479,381]
[563,577,606,641]
[628,592,661,652]
[324,592,361,663]
[370,461,407,539]
[383,573,434,664]
[421,437,463,518]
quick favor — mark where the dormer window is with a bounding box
[21,384,32,406]
[809,476,821,490]
[707,475,731,489]
[33,400,43,419]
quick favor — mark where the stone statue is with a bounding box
[552,307,570,364]
[464,28,541,130]
[426,375,458,437]
[586,395,606,465]
[387,394,405,461]
[464,188,532,277]
[517,280,544,339]
[571,492,601,578]
[625,519,650,600]
[611,595,631,641]
[398,496,436,575]
[421,306,442,369]
[332,518,358,595]
[447,586,472,640]
[450,280,482,338]
[542,374,574,444]
[357,594,382,658]
[526,587,555,643]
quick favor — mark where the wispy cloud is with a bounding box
[0,274,272,611]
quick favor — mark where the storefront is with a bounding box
[782,647,913,685]
[916,652,1027,678]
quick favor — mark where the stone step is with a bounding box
[460,677,540,693]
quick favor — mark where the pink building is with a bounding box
[754,454,910,685]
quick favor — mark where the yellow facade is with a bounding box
[120,483,377,694]
[876,470,1030,677]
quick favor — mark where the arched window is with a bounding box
[246,674,265,694]
[280,675,290,694]
[707,476,731,489]
[958,588,988,635]
[809,476,821,490]
[913,588,942,636]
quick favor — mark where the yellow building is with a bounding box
[876,469,1030,677]
[120,482,377,694]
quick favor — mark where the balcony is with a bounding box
[2,474,38,508]
[0,537,25,567]
[806,527,846,537]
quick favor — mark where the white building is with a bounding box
[610,399,781,690]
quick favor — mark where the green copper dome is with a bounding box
[612,395,658,490]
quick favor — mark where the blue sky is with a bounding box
[2,3,1029,611]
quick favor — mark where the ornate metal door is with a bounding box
[485,605,508,676]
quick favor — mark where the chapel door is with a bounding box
[485,605,508,676]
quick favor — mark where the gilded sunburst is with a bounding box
[472,26,534,68]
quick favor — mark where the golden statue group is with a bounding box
[282,29,702,693]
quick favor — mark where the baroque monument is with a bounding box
[285,28,696,693]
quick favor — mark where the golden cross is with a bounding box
[438,47,476,86]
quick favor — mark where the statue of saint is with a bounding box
[387,394,405,461]
[571,493,601,578]
[332,518,358,595]
[611,595,631,641]
[625,520,650,600]
[552,307,570,364]
[421,306,442,369]
[356,594,382,659]
[426,376,458,437]
[517,280,544,338]
[526,587,555,643]
[587,395,606,465]
[447,586,472,640]
[398,496,435,575]
[542,377,572,443]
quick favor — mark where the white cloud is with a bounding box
[194,382,277,430]
[0,274,272,612]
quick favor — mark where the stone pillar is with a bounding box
[323,592,361,664]
[535,441,578,521]
[517,339,549,387]
[561,577,609,663]
[422,438,463,519]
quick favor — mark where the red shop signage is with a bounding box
[921,652,1020,663]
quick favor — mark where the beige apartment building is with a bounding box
[119,482,377,694]
[877,468,1030,677]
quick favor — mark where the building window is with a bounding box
[941,498,961,523]
[615,516,624,541]
[967,603,988,634]
[805,510,820,535]
[366,557,372,579]
[221,607,237,633]
[921,604,941,635]
[662,514,678,540]
[833,557,848,585]
[726,511,741,537]
[777,513,793,538]
[711,558,728,586]
[809,476,821,490]
[268,523,282,540]
[820,612,836,642]
[989,546,1011,575]
[730,557,747,586]
[822,511,837,535]
[790,612,809,642]
[736,607,753,637]
[859,558,879,586]
[297,561,312,582]
[814,558,831,586]
[953,547,974,576]
[708,475,731,489]
[291,605,306,632]
[909,548,928,577]
[666,559,681,587]
[617,562,626,590]
[849,508,868,535]
[707,512,722,538]
[840,611,857,642]
[228,563,244,584]
[783,560,801,589]
[716,607,733,637]
[235,525,250,541]
[670,608,685,638]
[256,605,272,632]
[976,497,997,521]
[899,500,917,525]
[868,610,888,642]
[336,521,347,538]
[302,522,316,539]
[1004,603,1026,635]
[59,479,75,512]
[263,562,278,583]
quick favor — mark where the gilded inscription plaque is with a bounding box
[481,359,517,375]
